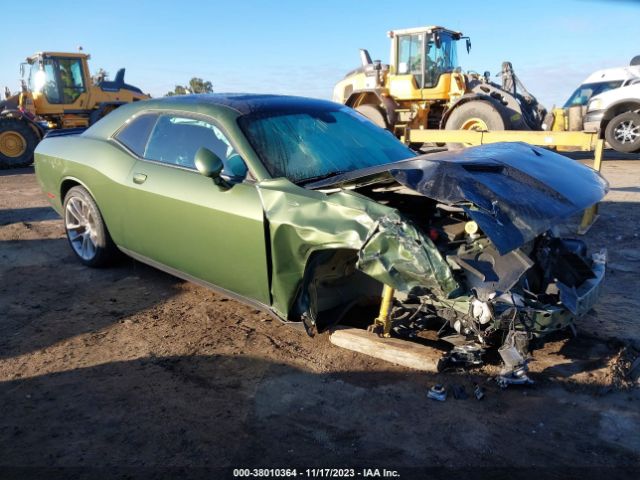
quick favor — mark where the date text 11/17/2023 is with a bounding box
[232,468,401,478]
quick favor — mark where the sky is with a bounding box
[1,0,638,109]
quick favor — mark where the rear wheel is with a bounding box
[604,111,640,153]
[355,104,387,129]
[0,117,39,168]
[445,101,507,149]
[63,186,117,267]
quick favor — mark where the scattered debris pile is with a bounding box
[427,382,486,402]
[496,330,535,388]
[608,345,640,389]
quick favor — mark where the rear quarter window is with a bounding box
[114,113,159,156]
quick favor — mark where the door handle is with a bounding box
[133,173,147,184]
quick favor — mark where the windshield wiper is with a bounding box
[297,170,349,186]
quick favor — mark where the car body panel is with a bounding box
[124,160,271,305]
[35,135,136,245]
[306,143,609,255]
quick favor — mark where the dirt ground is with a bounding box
[1,152,639,479]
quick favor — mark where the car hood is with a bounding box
[306,142,609,255]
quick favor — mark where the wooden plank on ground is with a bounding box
[330,327,439,372]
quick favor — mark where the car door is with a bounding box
[121,112,271,306]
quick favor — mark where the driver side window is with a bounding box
[143,114,248,178]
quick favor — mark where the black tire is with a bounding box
[0,117,40,168]
[445,101,507,150]
[604,111,640,154]
[355,104,388,129]
[63,186,117,267]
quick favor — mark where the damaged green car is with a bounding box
[34,94,608,372]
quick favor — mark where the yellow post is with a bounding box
[372,284,395,338]
[592,138,605,172]
[578,138,605,234]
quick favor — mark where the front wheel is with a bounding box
[63,186,117,267]
[604,111,640,153]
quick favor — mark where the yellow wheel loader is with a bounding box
[0,51,149,168]
[333,26,549,143]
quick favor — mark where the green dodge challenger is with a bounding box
[35,94,607,374]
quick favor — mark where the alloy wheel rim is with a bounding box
[65,196,98,260]
[613,120,640,144]
[0,131,27,158]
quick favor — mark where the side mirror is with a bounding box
[195,147,223,178]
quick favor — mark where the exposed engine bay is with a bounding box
[355,180,606,378]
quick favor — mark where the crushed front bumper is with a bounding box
[557,249,607,318]
[507,250,607,336]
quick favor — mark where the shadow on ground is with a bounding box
[0,206,60,225]
[0,354,638,479]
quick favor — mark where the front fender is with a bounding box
[357,211,458,295]
[257,179,456,318]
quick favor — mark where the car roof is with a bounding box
[84,93,341,140]
[139,93,338,115]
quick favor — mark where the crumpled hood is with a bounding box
[307,143,609,255]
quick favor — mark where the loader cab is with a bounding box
[24,52,91,111]
[388,26,467,101]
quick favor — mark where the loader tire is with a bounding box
[0,117,39,168]
[355,104,388,129]
[604,111,640,154]
[445,101,507,150]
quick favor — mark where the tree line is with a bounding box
[165,77,213,96]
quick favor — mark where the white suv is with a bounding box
[584,82,640,153]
